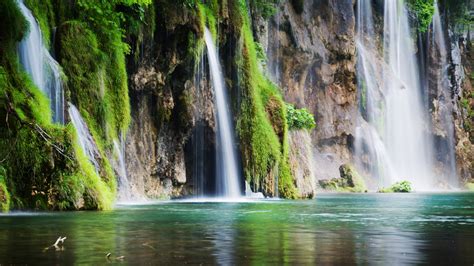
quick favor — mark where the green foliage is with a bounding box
[406,0,435,33]
[286,104,316,130]
[379,181,412,193]
[446,0,473,31]
[0,167,11,212]
[249,0,280,19]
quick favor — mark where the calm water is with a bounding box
[1,193,473,265]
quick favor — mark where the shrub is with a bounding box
[286,104,316,130]
[379,181,412,193]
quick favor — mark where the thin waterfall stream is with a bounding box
[203,27,241,198]
[17,0,64,124]
[68,103,100,173]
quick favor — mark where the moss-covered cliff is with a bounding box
[0,0,318,211]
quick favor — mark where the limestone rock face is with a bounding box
[288,130,316,198]
[454,39,474,183]
[252,0,357,182]
[125,3,212,199]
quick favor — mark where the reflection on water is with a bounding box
[0,193,474,264]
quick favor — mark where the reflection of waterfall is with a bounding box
[429,1,458,186]
[17,0,64,123]
[203,27,241,198]
[68,103,99,172]
[355,0,435,190]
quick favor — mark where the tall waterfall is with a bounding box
[68,103,100,173]
[430,1,458,186]
[203,27,241,198]
[17,0,64,123]
[355,0,435,190]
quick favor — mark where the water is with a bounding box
[355,0,393,189]
[355,0,435,190]
[203,27,241,198]
[68,103,99,172]
[114,138,132,202]
[0,193,473,264]
[17,0,64,124]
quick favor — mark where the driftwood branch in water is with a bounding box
[106,252,125,261]
[43,236,67,252]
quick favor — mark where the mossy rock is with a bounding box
[378,181,412,193]
[318,164,367,193]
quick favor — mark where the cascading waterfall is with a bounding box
[356,0,436,190]
[430,1,458,186]
[203,27,241,198]
[383,0,435,189]
[114,137,133,201]
[17,0,64,123]
[355,0,395,188]
[68,103,100,172]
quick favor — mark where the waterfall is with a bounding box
[355,0,436,190]
[68,103,100,172]
[17,0,64,124]
[203,27,241,198]
[355,0,391,188]
[114,138,132,201]
[430,1,458,186]
[192,54,206,197]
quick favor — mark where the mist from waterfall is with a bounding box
[17,0,64,124]
[355,0,437,190]
[203,27,242,198]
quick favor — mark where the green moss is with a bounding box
[24,0,55,47]
[58,20,130,148]
[379,181,412,193]
[0,167,11,212]
[318,165,367,193]
[232,0,297,198]
[0,0,133,210]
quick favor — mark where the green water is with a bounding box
[0,193,473,264]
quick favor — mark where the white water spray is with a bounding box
[68,103,100,172]
[203,27,241,198]
[17,0,64,123]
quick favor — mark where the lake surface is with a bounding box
[0,193,473,265]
